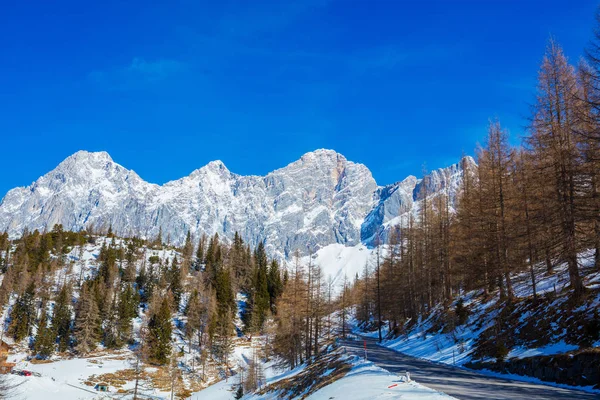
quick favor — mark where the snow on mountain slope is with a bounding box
[306,243,374,288]
[360,156,475,245]
[0,150,472,260]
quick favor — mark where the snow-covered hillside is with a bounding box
[356,251,600,392]
[0,150,472,260]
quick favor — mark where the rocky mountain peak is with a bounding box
[0,150,473,259]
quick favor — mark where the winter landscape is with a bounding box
[2,1,600,399]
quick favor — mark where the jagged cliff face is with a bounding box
[360,156,476,245]
[0,149,473,258]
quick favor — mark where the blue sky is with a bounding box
[0,0,597,196]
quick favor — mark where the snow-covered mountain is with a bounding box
[0,149,474,258]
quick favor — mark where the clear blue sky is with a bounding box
[0,0,597,196]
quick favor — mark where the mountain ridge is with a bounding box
[0,149,474,259]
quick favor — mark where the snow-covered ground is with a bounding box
[306,356,456,400]
[195,353,457,400]
[353,252,600,394]
[355,251,600,364]
[1,236,235,400]
[7,353,134,400]
[303,243,375,293]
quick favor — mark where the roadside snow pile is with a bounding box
[306,356,457,400]
[196,349,457,400]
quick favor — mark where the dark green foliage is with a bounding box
[195,234,206,270]
[148,255,160,265]
[204,233,221,287]
[147,297,172,365]
[120,283,139,319]
[234,385,243,399]
[51,285,72,352]
[167,257,183,309]
[215,266,235,318]
[231,232,251,290]
[153,227,163,248]
[267,260,283,312]
[34,305,54,358]
[74,284,100,354]
[240,241,285,333]
[9,281,35,341]
[103,298,121,349]
[137,263,153,303]
[243,242,270,332]
[98,242,120,288]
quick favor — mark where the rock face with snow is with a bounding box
[0,150,473,258]
[360,156,476,244]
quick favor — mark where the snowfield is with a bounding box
[7,354,134,400]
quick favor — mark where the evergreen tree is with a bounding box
[103,297,121,349]
[215,265,235,316]
[195,233,207,270]
[51,285,72,352]
[9,281,35,341]
[74,285,100,354]
[167,257,183,309]
[147,297,172,365]
[34,303,54,358]
[250,243,270,332]
[204,233,221,287]
[267,259,283,312]
[182,230,193,268]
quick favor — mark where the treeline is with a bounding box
[356,16,600,333]
[0,225,285,375]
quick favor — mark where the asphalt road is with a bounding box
[341,337,599,400]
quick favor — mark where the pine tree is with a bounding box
[103,296,121,349]
[267,260,283,312]
[51,285,72,352]
[195,233,207,270]
[205,233,221,287]
[9,281,35,341]
[250,243,270,332]
[147,297,172,365]
[34,303,54,358]
[182,229,193,269]
[74,284,100,354]
[168,257,183,310]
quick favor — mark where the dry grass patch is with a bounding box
[30,359,54,364]
[85,368,145,388]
